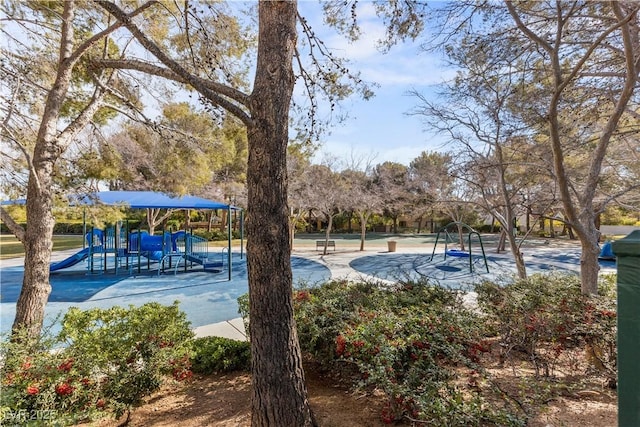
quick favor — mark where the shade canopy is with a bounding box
[76,191,237,210]
[2,191,238,210]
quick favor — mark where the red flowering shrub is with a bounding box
[55,383,75,396]
[57,358,74,373]
[476,273,616,382]
[172,368,193,381]
[0,329,99,423]
[170,355,194,381]
[292,279,525,426]
[294,290,311,302]
[1,302,194,424]
[335,335,347,356]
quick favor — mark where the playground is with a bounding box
[0,231,616,337]
[49,228,230,276]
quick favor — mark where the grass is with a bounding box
[0,234,84,260]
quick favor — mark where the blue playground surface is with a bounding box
[350,251,615,288]
[0,238,617,337]
[0,253,331,336]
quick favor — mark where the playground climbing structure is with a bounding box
[50,224,228,276]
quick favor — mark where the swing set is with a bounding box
[428,222,490,273]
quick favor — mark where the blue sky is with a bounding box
[298,2,456,167]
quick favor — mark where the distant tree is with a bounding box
[608,132,640,212]
[406,152,474,243]
[341,168,383,250]
[373,161,410,233]
[304,165,348,255]
[287,143,316,246]
[408,151,450,233]
[460,141,541,278]
[95,103,246,233]
[409,27,554,278]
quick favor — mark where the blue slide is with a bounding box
[50,247,92,272]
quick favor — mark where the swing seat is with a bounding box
[446,249,470,258]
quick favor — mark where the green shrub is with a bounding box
[52,223,85,234]
[190,336,250,374]
[192,229,242,241]
[59,302,194,418]
[292,279,525,426]
[237,293,250,340]
[1,302,194,424]
[473,223,502,233]
[598,273,617,298]
[1,222,23,234]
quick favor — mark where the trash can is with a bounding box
[387,241,397,252]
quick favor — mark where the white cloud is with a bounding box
[309,9,454,87]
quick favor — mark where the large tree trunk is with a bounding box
[147,209,157,234]
[247,2,316,426]
[456,222,466,251]
[506,230,527,279]
[13,163,56,339]
[580,235,601,295]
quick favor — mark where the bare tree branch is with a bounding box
[93,58,251,124]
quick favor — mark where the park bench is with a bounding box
[316,240,336,251]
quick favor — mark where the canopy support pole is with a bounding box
[227,205,232,281]
[240,210,244,259]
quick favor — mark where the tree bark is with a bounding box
[497,230,506,253]
[323,215,334,256]
[580,235,602,295]
[456,222,465,251]
[506,231,527,279]
[359,211,370,251]
[247,2,316,426]
[14,182,55,339]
